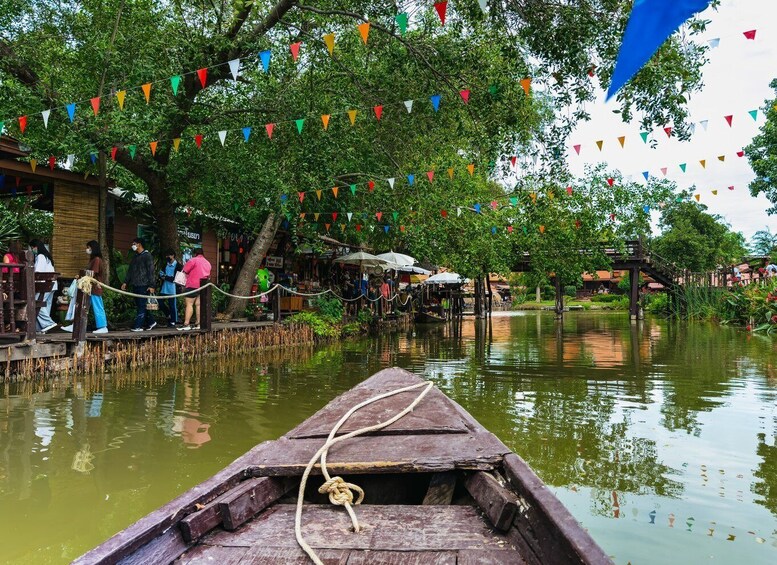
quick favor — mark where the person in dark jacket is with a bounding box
[121,238,157,332]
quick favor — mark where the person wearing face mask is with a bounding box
[158,249,182,327]
[29,239,58,333]
[121,238,157,332]
[62,241,108,334]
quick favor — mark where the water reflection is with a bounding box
[1,314,777,563]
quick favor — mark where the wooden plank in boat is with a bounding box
[179,545,350,564]
[117,528,188,565]
[422,472,458,505]
[218,476,295,531]
[345,550,457,564]
[176,544,249,564]
[464,471,519,532]
[457,549,529,564]
[202,504,519,552]
[247,432,510,476]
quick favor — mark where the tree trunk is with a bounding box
[474,277,482,318]
[146,177,179,257]
[535,285,541,303]
[554,276,563,318]
[225,212,281,318]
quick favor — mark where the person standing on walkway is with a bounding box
[159,249,182,327]
[62,241,109,334]
[177,248,211,331]
[3,241,23,274]
[29,239,58,333]
[121,238,157,332]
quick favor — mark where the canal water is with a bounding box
[1,312,776,564]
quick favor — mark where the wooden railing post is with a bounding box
[273,287,282,321]
[72,270,90,344]
[200,278,212,331]
[23,250,36,342]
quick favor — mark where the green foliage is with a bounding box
[745,78,777,214]
[101,288,136,326]
[356,308,373,325]
[644,292,668,314]
[285,311,340,339]
[564,285,577,298]
[750,227,777,256]
[617,273,644,293]
[590,293,623,303]
[313,295,344,323]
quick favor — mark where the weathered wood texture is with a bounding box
[464,472,519,532]
[457,549,529,564]
[218,477,294,531]
[422,472,458,505]
[503,453,612,565]
[345,550,456,564]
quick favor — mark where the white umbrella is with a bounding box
[333,251,390,268]
[395,264,431,275]
[424,272,468,285]
[376,251,416,267]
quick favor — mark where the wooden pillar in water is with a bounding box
[200,278,213,331]
[629,267,640,320]
[474,277,482,319]
[485,275,493,317]
[23,250,36,342]
[553,276,563,319]
[72,270,91,356]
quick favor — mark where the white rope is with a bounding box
[295,380,435,565]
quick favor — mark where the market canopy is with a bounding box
[424,272,468,285]
[376,251,416,267]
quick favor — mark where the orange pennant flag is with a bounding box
[358,22,370,44]
[316,189,322,200]
[530,192,537,203]
[321,114,330,130]
[116,90,126,110]
[467,163,475,175]
[617,136,625,148]
[332,186,338,198]
[29,158,37,173]
[596,140,604,151]
[539,225,545,233]
[520,77,531,96]
[90,97,100,116]
[699,159,706,169]
[300,213,306,220]
[323,33,335,55]
[149,141,158,156]
[141,83,152,103]
[447,167,454,179]
[694,194,700,201]
[347,110,357,125]
[325,223,331,232]
[173,138,181,152]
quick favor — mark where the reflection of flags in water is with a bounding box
[608,0,712,99]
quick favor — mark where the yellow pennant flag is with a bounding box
[316,189,322,200]
[341,223,346,232]
[694,194,700,201]
[358,22,370,45]
[347,109,357,125]
[617,136,625,148]
[149,141,158,156]
[699,159,706,168]
[447,167,454,179]
[321,114,331,130]
[141,83,152,104]
[717,155,725,162]
[548,191,554,200]
[116,90,126,110]
[332,186,338,198]
[530,192,537,204]
[711,189,718,195]
[173,138,181,152]
[314,213,320,221]
[467,163,475,175]
[29,158,37,173]
[520,77,531,96]
[596,140,604,151]
[323,33,335,55]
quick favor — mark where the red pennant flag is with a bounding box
[90,97,101,116]
[507,226,513,233]
[660,167,667,176]
[332,212,338,222]
[434,1,448,25]
[356,224,362,232]
[575,219,581,229]
[728,185,735,190]
[376,212,383,221]
[573,144,581,155]
[400,225,405,232]
[609,213,616,221]
[736,150,744,157]
[368,180,375,192]
[290,42,301,61]
[194,134,203,148]
[441,209,448,218]
[606,178,614,187]
[265,123,274,139]
[197,68,208,88]
[459,89,470,103]
[510,156,517,167]
[18,116,27,133]
[663,126,672,137]
[490,201,498,210]
[249,199,256,207]
[587,65,596,77]
[743,29,756,40]
[298,192,305,202]
[724,115,733,127]
[566,186,573,195]
[149,141,158,156]
[48,156,56,170]
[373,105,383,120]
[427,170,434,183]
[111,146,117,161]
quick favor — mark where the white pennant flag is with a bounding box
[218,130,227,146]
[699,119,708,131]
[369,225,375,232]
[478,0,488,11]
[707,38,720,48]
[347,212,353,222]
[264,197,270,205]
[228,59,240,80]
[689,123,696,135]
[65,154,75,169]
[387,178,395,189]
[457,207,462,217]
[532,154,539,166]
[404,100,413,113]
[41,110,50,129]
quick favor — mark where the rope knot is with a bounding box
[318,476,364,507]
[76,277,94,295]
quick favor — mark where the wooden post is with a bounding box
[200,278,212,331]
[23,250,36,342]
[535,285,541,303]
[554,276,563,319]
[273,287,281,322]
[485,275,493,317]
[72,270,91,345]
[629,268,640,320]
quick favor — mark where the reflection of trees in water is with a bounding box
[754,429,777,517]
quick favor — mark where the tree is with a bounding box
[751,227,777,256]
[652,197,747,272]
[745,78,777,214]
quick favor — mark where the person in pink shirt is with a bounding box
[177,248,211,331]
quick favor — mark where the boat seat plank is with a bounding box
[248,432,509,476]
[422,472,458,505]
[457,549,529,564]
[345,550,456,564]
[202,504,519,552]
[219,476,295,531]
[464,472,519,532]
[176,544,250,564]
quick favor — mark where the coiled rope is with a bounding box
[295,380,435,565]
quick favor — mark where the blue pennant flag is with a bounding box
[642,171,649,181]
[407,174,415,186]
[281,220,289,230]
[430,94,441,112]
[608,0,712,99]
[491,227,497,235]
[643,205,651,213]
[242,127,252,142]
[280,194,288,202]
[259,50,272,72]
[66,103,77,122]
[89,152,97,164]
[474,203,481,214]
[384,225,390,233]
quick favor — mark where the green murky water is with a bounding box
[2,312,777,564]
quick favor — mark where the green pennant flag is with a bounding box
[392,211,399,222]
[749,109,758,121]
[488,84,499,97]
[129,145,137,159]
[171,75,181,95]
[0,121,4,135]
[509,197,518,206]
[522,226,527,234]
[488,160,496,171]
[395,12,408,35]
[679,163,686,172]
[311,223,318,230]
[675,196,682,202]
[295,118,305,134]
[640,132,648,143]
[350,184,356,195]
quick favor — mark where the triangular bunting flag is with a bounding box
[699,159,706,168]
[347,212,353,222]
[323,33,335,55]
[228,59,240,80]
[314,213,320,221]
[642,171,649,180]
[173,138,181,152]
[510,196,519,205]
[387,178,395,189]
[434,1,448,25]
[170,76,181,95]
[441,209,448,218]
[749,110,758,121]
[694,194,700,201]
[539,225,545,234]
[295,119,305,134]
[708,38,720,48]
[29,159,37,173]
[332,187,338,198]
[358,22,370,44]
[265,123,275,139]
[427,171,434,183]
[141,83,152,103]
[325,223,330,232]
[640,132,648,143]
[606,178,614,187]
[510,156,517,167]
[197,68,207,88]
[467,164,474,175]
[520,77,531,95]
[728,185,734,191]
[679,163,686,172]
[340,224,346,233]
[404,100,413,113]
[129,145,137,159]
[395,13,408,35]
[507,226,514,234]
[66,154,75,168]
[529,193,536,204]
[48,156,55,170]
[194,134,203,149]
[41,110,50,129]
[332,212,338,221]
[447,168,454,179]
[290,42,301,61]
[743,29,756,40]
[459,89,470,103]
[66,103,76,122]
[384,225,390,233]
[242,126,251,141]
[660,167,667,176]
[596,140,603,151]
[111,146,117,161]
[315,189,322,200]
[298,192,305,202]
[490,201,498,210]
[90,97,100,115]
[368,180,375,192]
[374,105,383,120]
[350,184,356,196]
[321,114,330,130]
[356,224,362,232]
[643,205,651,213]
[407,174,415,186]
[664,126,672,137]
[149,141,158,156]
[348,109,357,125]
[573,144,581,155]
[376,212,383,221]
[724,115,733,127]
[430,94,441,112]
[700,119,708,130]
[736,150,744,158]
[116,90,126,109]
[617,136,625,148]
[218,130,227,146]
[392,211,399,222]
[711,190,718,195]
[717,155,725,162]
[474,203,481,213]
[258,50,271,73]
[18,116,27,133]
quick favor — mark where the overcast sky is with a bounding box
[566,0,776,241]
